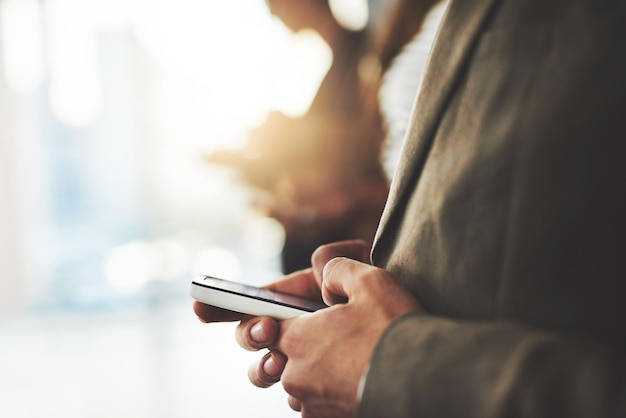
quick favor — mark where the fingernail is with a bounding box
[250,322,267,343]
[263,355,281,377]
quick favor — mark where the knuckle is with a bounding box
[236,321,259,351]
[278,317,308,357]
[359,264,380,284]
[279,328,298,355]
[281,369,307,401]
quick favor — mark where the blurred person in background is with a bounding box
[196,0,626,417]
[208,0,389,274]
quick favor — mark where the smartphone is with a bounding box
[190,275,328,320]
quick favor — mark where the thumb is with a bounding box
[321,257,367,306]
[311,240,371,289]
[322,258,425,316]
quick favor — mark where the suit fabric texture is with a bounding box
[360,0,626,416]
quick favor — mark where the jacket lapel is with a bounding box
[373,0,502,261]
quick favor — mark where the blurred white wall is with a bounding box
[0,0,334,313]
[0,90,24,314]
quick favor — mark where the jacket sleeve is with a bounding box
[357,313,626,418]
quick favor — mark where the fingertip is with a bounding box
[248,351,286,388]
[192,300,205,317]
[262,352,284,377]
[250,321,268,343]
[322,256,348,281]
[321,286,333,307]
[321,257,353,306]
[236,316,279,350]
[321,286,349,307]
[193,301,213,323]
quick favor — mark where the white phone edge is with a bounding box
[189,280,309,320]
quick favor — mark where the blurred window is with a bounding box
[0,0,332,311]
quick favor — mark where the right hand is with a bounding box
[235,240,372,388]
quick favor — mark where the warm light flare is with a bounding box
[329,0,369,31]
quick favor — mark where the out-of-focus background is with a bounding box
[0,0,381,416]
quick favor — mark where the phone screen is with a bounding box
[194,276,327,312]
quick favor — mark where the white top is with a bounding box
[379,0,450,181]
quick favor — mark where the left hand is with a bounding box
[271,257,423,417]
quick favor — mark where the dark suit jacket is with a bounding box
[360,0,626,416]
